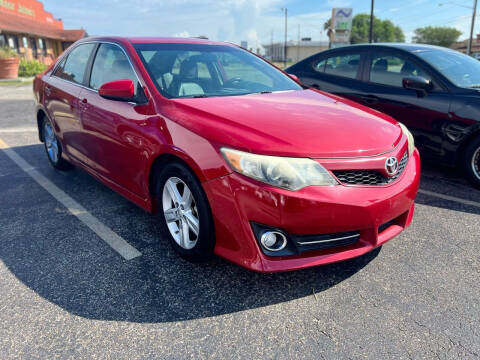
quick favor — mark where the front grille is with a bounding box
[333,151,408,186]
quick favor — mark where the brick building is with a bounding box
[0,0,86,65]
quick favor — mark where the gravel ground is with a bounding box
[0,85,479,359]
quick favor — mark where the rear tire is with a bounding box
[155,161,215,262]
[463,136,480,189]
[41,117,72,171]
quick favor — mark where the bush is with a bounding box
[0,46,18,59]
[18,59,47,77]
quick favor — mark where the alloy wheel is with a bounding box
[44,121,59,163]
[472,146,480,180]
[162,177,200,250]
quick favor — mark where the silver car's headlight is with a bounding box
[221,148,337,191]
[398,123,415,157]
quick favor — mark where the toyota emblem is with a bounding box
[385,156,399,176]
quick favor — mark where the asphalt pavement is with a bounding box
[0,85,479,359]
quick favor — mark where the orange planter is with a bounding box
[0,57,19,79]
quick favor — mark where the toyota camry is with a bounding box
[33,37,420,272]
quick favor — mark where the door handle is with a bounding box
[361,95,379,105]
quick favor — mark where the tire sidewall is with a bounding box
[464,137,480,188]
[156,162,215,261]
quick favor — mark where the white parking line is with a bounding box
[0,127,38,133]
[0,137,142,260]
[418,189,480,209]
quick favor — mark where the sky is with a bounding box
[43,0,477,49]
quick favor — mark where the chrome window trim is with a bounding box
[50,40,144,95]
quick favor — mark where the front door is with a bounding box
[79,42,149,197]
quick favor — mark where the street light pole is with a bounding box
[468,0,478,55]
[281,8,288,67]
[369,0,374,43]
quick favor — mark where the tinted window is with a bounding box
[90,43,138,93]
[312,58,326,73]
[55,43,95,84]
[323,53,360,79]
[416,49,480,89]
[134,43,301,98]
[369,53,430,87]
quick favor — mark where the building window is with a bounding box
[29,38,38,58]
[22,36,28,49]
[0,35,5,47]
[38,38,47,55]
[7,35,19,50]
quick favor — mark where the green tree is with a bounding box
[350,14,405,44]
[412,26,462,47]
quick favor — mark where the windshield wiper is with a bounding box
[191,94,209,98]
[468,85,480,88]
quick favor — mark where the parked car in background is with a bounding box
[287,44,480,188]
[33,37,420,272]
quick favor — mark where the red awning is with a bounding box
[0,11,85,41]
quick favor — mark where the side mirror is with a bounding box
[287,73,300,82]
[402,76,433,96]
[99,79,135,101]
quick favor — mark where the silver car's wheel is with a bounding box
[44,121,59,163]
[162,176,200,250]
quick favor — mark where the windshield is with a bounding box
[416,49,480,89]
[134,43,302,98]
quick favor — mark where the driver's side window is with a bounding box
[90,43,138,94]
[369,53,431,88]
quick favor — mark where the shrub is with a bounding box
[0,46,18,59]
[18,59,47,77]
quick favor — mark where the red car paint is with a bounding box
[34,37,420,272]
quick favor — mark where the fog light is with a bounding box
[260,231,287,252]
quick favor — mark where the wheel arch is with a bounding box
[457,127,480,166]
[147,150,209,213]
[36,108,48,142]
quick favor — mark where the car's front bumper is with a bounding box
[203,149,421,272]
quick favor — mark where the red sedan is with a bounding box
[33,37,420,272]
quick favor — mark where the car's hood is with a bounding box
[170,89,403,158]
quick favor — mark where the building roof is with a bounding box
[0,8,85,41]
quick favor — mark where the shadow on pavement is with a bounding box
[0,143,381,323]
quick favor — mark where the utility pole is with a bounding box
[297,24,300,62]
[369,0,374,43]
[270,30,273,60]
[468,0,478,55]
[281,7,288,67]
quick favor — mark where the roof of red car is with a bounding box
[81,36,233,46]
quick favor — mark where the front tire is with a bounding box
[463,136,480,189]
[42,118,72,170]
[155,162,215,262]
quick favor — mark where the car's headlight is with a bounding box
[398,123,415,157]
[220,148,337,191]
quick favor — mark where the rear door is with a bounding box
[44,43,96,164]
[291,49,369,104]
[361,50,452,157]
[78,42,149,197]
